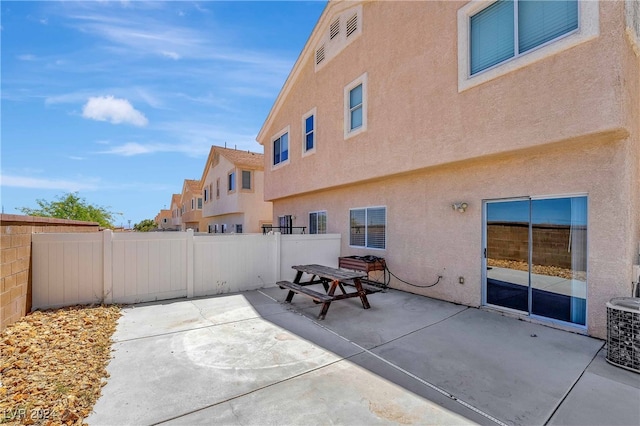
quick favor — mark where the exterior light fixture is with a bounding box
[452,202,468,213]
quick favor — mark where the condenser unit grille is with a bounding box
[606,297,640,373]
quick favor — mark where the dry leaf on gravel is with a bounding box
[0,305,120,425]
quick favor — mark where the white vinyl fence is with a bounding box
[32,230,341,310]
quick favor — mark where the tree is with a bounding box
[133,219,157,232]
[19,192,116,228]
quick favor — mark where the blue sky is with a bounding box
[1,0,326,227]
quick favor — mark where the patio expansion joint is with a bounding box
[542,342,605,426]
[150,358,347,425]
[297,306,510,426]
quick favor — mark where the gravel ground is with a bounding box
[0,305,120,425]
[488,258,586,281]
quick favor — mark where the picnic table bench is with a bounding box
[278,264,372,320]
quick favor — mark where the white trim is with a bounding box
[302,107,317,157]
[344,72,368,140]
[458,0,599,92]
[271,125,291,170]
[348,205,387,250]
[309,210,327,234]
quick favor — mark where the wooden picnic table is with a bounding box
[277,264,372,320]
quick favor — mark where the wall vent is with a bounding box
[346,13,358,37]
[330,18,340,39]
[315,45,326,65]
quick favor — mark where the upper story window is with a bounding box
[216,179,220,198]
[350,206,386,250]
[197,197,202,209]
[191,198,195,210]
[470,0,578,75]
[302,108,316,155]
[228,171,236,192]
[204,187,209,202]
[458,0,599,91]
[344,73,368,139]
[309,211,327,234]
[241,170,252,190]
[272,127,290,167]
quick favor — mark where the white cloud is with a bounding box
[18,54,36,61]
[161,51,180,60]
[0,174,98,191]
[82,95,148,126]
[98,142,154,156]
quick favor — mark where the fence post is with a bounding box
[187,229,194,298]
[275,232,281,283]
[103,229,113,304]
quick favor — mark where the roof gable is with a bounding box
[200,145,264,182]
[256,0,364,143]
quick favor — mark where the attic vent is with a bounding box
[330,18,340,39]
[315,44,326,65]
[346,13,358,37]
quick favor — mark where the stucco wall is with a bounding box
[271,136,632,339]
[258,1,639,339]
[0,215,100,331]
[261,1,629,202]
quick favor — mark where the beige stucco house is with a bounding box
[257,0,640,338]
[199,146,272,234]
[154,209,173,230]
[170,193,182,230]
[179,179,203,232]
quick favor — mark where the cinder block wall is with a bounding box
[0,215,100,331]
[487,222,587,270]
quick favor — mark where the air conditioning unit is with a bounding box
[606,297,640,373]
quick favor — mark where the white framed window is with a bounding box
[235,224,243,233]
[197,197,202,209]
[302,108,316,155]
[309,211,327,234]
[204,187,209,202]
[216,178,220,198]
[272,126,290,167]
[344,73,368,139]
[228,171,236,192]
[349,206,386,250]
[222,224,227,233]
[458,0,599,92]
[191,198,195,210]
[241,170,252,190]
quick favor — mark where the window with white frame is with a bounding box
[191,198,195,210]
[235,224,243,233]
[350,207,386,249]
[272,128,290,166]
[228,171,235,192]
[344,73,367,139]
[197,197,202,209]
[458,0,599,91]
[241,170,252,190]
[216,179,220,198]
[204,187,209,202]
[302,108,316,154]
[309,211,327,234]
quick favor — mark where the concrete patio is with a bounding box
[87,286,639,426]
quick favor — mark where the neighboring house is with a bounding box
[199,146,272,234]
[170,193,182,230]
[180,179,203,232]
[257,0,640,339]
[154,209,173,230]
